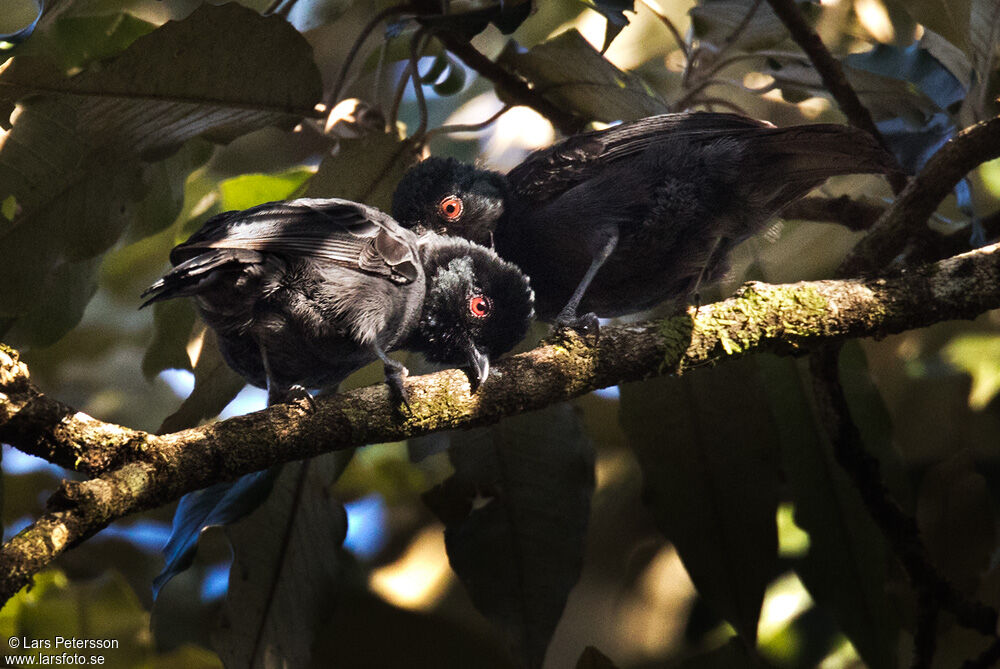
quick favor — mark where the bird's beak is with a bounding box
[466,343,490,389]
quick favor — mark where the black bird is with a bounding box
[392,112,898,331]
[141,198,534,405]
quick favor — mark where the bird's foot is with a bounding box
[270,384,317,413]
[554,310,600,339]
[384,365,411,411]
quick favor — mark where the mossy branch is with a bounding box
[2,242,1000,605]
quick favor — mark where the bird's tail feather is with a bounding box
[740,124,899,211]
[140,250,252,308]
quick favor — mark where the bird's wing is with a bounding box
[171,198,420,284]
[507,112,772,201]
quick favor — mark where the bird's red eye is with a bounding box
[438,195,464,221]
[469,295,492,318]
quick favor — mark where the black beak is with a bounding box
[465,343,490,389]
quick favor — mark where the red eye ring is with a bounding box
[469,295,492,318]
[438,195,464,221]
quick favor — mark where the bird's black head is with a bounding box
[391,157,508,248]
[411,235,534,386]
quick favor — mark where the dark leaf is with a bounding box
[576,645,619,669]
[432,56,468,96]
[423,403,594,669]
[213,453,353,668]
[306,126,420,212]
[152,469,280,599]
[497,30,668,122]
[620,358,781,644]
[578,0,633,53]
[689,0,817,52]
[755,354,900,669]
[916,450,996,592]
[672,637,762,668]
[0,4,322,338]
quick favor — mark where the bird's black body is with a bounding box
[392,112,898,325]
[142,198,533,404]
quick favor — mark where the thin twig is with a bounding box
[809,349,997,637]
[408,28,430,140]
[327,4,416,108]
[423,104,513,141]
[434,31,585,136]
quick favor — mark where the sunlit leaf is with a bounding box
[620,358,781,644]
[213,453,353,668]
[497,29,668,123]
[943,333,1000,409]
[423,403,594,669]
[218,168,314,212]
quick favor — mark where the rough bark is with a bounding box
[2,242,1000,605]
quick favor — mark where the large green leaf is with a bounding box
[755,355,900,669]
[619,358,781,644]
[496,29,668,123]
[0,3,322,337]
[423,403,594,669]
[213,452,353,668]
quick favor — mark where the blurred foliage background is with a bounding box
[1,0,999,667]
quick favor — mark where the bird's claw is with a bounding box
[554,311,600,339]
[281,384,317,413]
[385,367,411,411]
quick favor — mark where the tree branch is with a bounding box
[432,31,586,136]
[3,242,1000,604]
[0,345,147,475]
[841,116,1000,275]
[764,0,907,192]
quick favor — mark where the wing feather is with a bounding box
[171,198,419,284]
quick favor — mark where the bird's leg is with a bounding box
[372,345,410,409]
[689,235,723,314]
[258,340,316,411]
[554,229,619,337]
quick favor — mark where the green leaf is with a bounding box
[213,452,353,668]
[0,4,322,337]
[2,570,153,667]
[620,358,781,644]
[496,29,668,123]
[755,355,900,669]
[943,333,1000,409]
[5,257,101,347]
[157,326,246,434]
[218,167,313,211]
[423,403,594,669]
[306,126,420,211]
[18,13,158,71]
